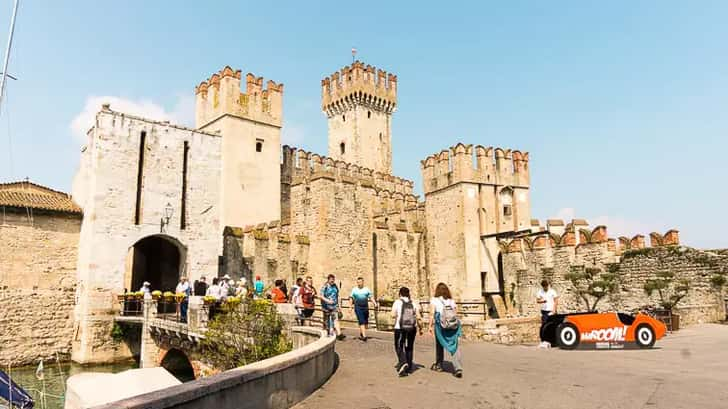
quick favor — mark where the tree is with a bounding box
[643,271,690,311]
[200,299,292,370]
[564,264,619,312]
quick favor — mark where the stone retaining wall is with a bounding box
[93,327,336,409]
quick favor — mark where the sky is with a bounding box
[0,1,726,248]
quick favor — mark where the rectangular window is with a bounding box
[181,141,189,230]
[503,205,512,217]
[256,139,263,152]
[134,131,147,225]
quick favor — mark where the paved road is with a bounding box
[295,324,728,409]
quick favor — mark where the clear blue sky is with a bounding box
[1,1,726,248]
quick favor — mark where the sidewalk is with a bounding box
[294,324,728,409]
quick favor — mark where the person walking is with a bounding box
[193,276,208,296]
[300,276,317,325]
[291,277,304,324]
[206,277,223,320]
[235,280,248,298]
[428,282,463,378]
[270,279,287,303]
[321,274,345,340]
[537,279,559,348]
[254,275,265,299]
[349,277,377,341]
[175,277,190,323]
[391,286,421,377]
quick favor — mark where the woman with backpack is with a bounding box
[391,286,421,377]
[428,282,463,378]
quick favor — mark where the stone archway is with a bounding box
[127,234,187,293]
[160,348,195,382]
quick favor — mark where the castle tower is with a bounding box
[322,61,397,174]
[195,66,284,228]
[420,144,531,306]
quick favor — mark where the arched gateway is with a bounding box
[126,234,187,293]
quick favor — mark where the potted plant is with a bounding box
[151,290,162,300]
[175,292,186,303]
[203,295,217,306]
[644,271,689,331]
[163,291,175,302]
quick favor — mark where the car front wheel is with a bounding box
[556,322,580,350]
[635,324,656,348]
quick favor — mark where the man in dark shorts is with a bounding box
[349,277,377,341]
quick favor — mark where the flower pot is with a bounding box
[671,313,680,331]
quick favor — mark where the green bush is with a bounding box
[644,271,690,310]
[565,265,619,312]
[111,322,125,343]
[200,300,292,370]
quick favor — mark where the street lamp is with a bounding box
[161,203,173,233]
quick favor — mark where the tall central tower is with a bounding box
[322,61,397,174]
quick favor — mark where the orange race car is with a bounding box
[540,311,667,349]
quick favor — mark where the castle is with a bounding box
[1,60,725,366]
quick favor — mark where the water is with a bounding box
[2,360,137,409]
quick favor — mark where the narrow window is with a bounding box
[340,142,345,155]
[256,139,263,152]
[367,110,371,119]
[181,141,189,230]
[134,131,146,225]
[379,132,382,142]
[503,205,513,217]
[342,114,346,122]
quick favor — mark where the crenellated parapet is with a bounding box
[321,60,397,117]
[282,145,414,195]
[195,66,283,129]
[500,227,680,259]
[420,143,530,194]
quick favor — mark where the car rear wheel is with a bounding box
[556,322,580,349]
[635,324,655,348]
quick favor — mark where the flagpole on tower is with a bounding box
[351,47,357,63]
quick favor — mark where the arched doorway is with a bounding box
[160,349,195,382]
[128,235,185,293]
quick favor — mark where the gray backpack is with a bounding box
[399,301,417,331]
[439,302,460,330]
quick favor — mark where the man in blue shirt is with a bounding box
[321,274,345,340]
[350,277,378,341]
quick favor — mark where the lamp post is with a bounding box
[160,203,173,233]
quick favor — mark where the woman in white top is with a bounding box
[390,287,421,376]
[427,282,463,378]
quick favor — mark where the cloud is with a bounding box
[70,95,194,143]
[552,207,663,238]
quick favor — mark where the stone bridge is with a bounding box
[115,299,212,380]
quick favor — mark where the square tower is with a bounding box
[195,66,284,228]
[322,61,397,174]
[421,144,531,301]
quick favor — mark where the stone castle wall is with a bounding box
[222,145,426,300]
[72,108,223,363]
[0,211,81,366]
[502,228,728,325]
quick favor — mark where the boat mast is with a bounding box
[0,0,19,115]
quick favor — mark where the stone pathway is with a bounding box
[294,324,728,409]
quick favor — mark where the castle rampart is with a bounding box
[195,66,283,128]
[321,61,397,117]
[421,143,530,194]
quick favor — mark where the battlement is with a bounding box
[282,145,414,195]
[420,143,530,194]
[321,60,397,117]
[501,226,680,257]
[195,66,283,129]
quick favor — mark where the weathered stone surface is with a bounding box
[0,211,81,366]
